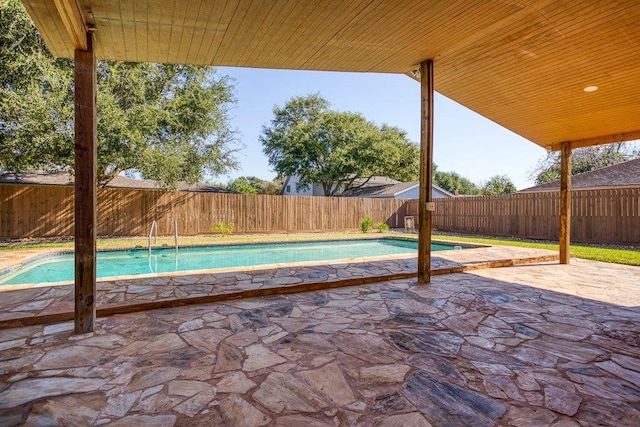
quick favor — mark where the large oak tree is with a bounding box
[0,0,239,188]
[260,94,419,196]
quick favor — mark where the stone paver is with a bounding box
[0,257,639,425]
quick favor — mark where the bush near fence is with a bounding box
[0,184,407,239]
[405,189,640,245]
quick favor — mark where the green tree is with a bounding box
[433,165,480,195]
[226,176,283,194]
[530,143,639,185]
[376,125,420,183]
[0,0,73,173]
[261,94,419,196]
[261,178,284,195]
[227,177,258,194]
[480,174,517,195]
[0,0,239,188]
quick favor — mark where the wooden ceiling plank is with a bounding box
[311,0,427,71]
[213,0,255,65]
[188,0,219,65]
[133,0,148,63]
[224,0,279,67]
[235,1,281,65]
[116,0,136,62]
[266,0,326,69]
[22,0,73,57]
[312,0,419,71]
[194,0,231,64]
[175,0,205,65]
[436,0,558,61]
[203,0,240,65]
[438,3,638,82]
[289,2,357,69]
[245,0,299,67]
[168,0,187,65]
[105,0,124,60]
[365,0,485,72]
[155,0,176,63]
[145,0,165,63]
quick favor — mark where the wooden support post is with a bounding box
[559,141,571,264]
[418,59,435,283]
[74,33,97,333]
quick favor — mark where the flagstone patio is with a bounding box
[0,254,639,426]
[0,244,557,327]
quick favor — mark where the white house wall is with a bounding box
[432,188,450,199]
[394,186,450,199]
[312,184,326,196]
[283,175,313,196]
[396,186,420,199]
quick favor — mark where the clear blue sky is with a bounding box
[216,67,548,190]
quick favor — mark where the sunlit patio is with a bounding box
[1,250,639,426]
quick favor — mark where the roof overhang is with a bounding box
[21,0,640,151]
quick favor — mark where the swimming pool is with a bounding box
[0,238,458,286]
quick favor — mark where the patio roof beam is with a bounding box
[418,59,434,284]
[559,142,572,264]
[549,130,640,152]
[53,0,88,50]
[74,32,97,333]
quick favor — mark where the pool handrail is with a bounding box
[148,220,158,252]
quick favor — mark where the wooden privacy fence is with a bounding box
[405,189,640,245]
[0,184,407,239]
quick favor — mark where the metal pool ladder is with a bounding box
[147,220,179,252]
[148,220,158,252]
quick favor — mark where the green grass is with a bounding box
[0,232,382,253]
[431,233,640,266]
[1,231,638,266]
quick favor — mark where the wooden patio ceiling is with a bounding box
[22,0,640,151]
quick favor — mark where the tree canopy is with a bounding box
[227,176,282,195]
[530,143,639,185]
[227,177,258,194]
[260,94,419,196]
[0,0,239,188]
[433,166,516,195]
[480,174,517,195]
[433,166,480,195]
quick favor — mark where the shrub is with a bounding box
[213,222,234,236]
[359,216,373,233]
[375,222,389,233]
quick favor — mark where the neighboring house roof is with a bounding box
[350,176,402,187]
[281,175,402,195]
[341,181,454,198]
[521,158,640,192]
[0,171,231,193]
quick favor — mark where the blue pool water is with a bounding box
[0,239,456,286]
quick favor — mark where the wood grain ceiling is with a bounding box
[21,0,640,150]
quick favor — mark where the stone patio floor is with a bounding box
[0,244,557,326]
[0,248,639,425]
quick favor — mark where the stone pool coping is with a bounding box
[0,244,559,329]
